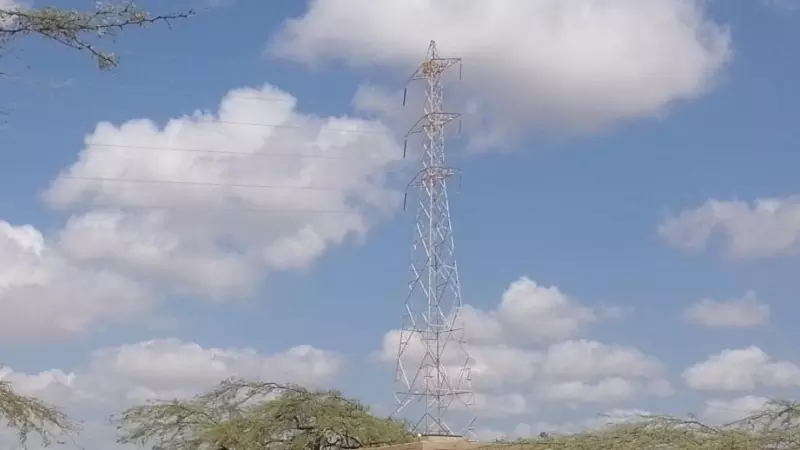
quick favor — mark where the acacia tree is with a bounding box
[0,1,194,71]
[115,379,415,450]
[0,380,79,447]
[497,400,800,450]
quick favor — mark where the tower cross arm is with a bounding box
[405,113,461,137]
[405,167,459,189]
[407,40,462,82]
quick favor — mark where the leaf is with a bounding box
[0,379,79,447]
[0,2,193,70]
[114,378,415,450]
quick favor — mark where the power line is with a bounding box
[168,118,394,135]
[57,175,364,192]
[50,202,369,216]
[85,142,404,161]
[82,83,298,104]
[2,74,297,103]
[4,76,401,136]
[83,116,394,135]
[4,73,407,112]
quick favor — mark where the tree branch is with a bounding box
[0,2,194,70]
[0,380,79,447]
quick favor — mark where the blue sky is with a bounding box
[2,0,800,446]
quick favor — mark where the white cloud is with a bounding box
[1,83,402,342]
[87,338,343,402]
[463,277,599,344]
[42,83,402,298]
[535,340,671,404]
[271,0,731,136]
[542,340,663,380]
[0,221,153,342]
[701,395,771,425]
[351,84,406,124]
[469,393,531,418]
[469,345,542,389]
[378,277,667,416]
[1,338,343,408]
[0,338,342,449]
[683,346,800,391]
[658,197,800,260]
[684,291,770,329]
[539,377,638,403]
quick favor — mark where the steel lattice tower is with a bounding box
[393,40,475,437]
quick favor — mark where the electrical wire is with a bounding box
[185,119,393,135]
[85,142,404,161]
[50,175,401,215]
[1,73,297,103]
[2,76,403,137]
[2,73,406,113]
[51,202,371,216]
[57,175,361,192]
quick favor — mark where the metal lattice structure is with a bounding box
[393,40,475,437]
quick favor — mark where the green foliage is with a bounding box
[0,380,79,447]
[115,378,416,450]
[5,372,800,450]
[0,2,193,70]
[485,400,800,450]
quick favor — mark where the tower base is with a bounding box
[370,436,478,450]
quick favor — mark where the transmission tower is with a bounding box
[393,40,475,437]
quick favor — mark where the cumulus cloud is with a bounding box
[701,395,771,425]
[535,341,672,404]
[539,377,638,404]
[271,0,731,137]
[0,83,403,342]
[683,346,800,391]
[378,277,668,416]
[87,339,343,402]
[684,291,770,329]
[42,83,402,298]
[1,338,343,409]
[463,277,599,344]
[469,393,531,418]
[0,338,342,448]
[658,197,800,260]
[542,340,663,380]
[0,221,153,342]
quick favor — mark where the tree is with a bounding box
[495,400,800,450]
[0,379,79,447]
[0,1,194,70]
[115,378,416,450]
